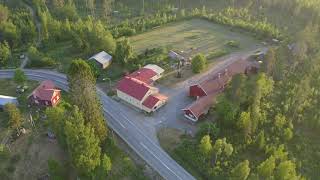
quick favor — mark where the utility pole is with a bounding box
[177,61,182,78]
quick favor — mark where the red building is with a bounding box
[183,94,216,122]
[116,64,168,113]
[184,59,260,122]
[29,80,61,107]
[189,71,230,98]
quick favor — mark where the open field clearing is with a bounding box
[130,18,260,57]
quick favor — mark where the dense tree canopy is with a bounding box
[198,135,212,157]
[68,59,108,142]
[0,41,11,66]
[64,106,102,177]
[230,160,251,180]
[115,38,133,66]
[257,156,276,178]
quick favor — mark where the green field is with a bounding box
[130,18,260,57]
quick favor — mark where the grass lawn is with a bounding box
[0,79,39,97]
[130,18,260,57]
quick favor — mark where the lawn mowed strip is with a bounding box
[130,18,260,58]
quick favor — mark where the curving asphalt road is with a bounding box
[0,69,196,180]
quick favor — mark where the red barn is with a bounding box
[183,58,260,122]
[189,71,230,98]
[29,80,61,107]
[183,94,216,122]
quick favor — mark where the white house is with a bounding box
[89,51,112,69]
[116,65,168,113]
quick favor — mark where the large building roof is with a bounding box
[183,94,216,119]
[184,58,259,121]
[143,64,164,75]
[195,59,253,95]
[117,64,165,102]
[31,80,60,101]
[117,77,154,101]
[142,93,168,109]
[128,68,158,84]
[89,51,112,65]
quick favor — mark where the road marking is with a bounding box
[103,107,126,129]
[140,142,182,180]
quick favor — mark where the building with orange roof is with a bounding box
[28,80,61,107]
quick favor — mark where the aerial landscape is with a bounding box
[0,0,319,180]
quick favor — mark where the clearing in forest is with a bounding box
[130,18,260,57]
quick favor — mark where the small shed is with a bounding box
[169,50,185,61]
[89,51,112,69]
[0,95,18,109]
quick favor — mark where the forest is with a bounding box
[1,0,320,179]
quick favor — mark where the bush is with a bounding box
[107,90,116,97]
[191,53,207,73]
[118,27,136,37]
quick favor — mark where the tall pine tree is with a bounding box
[68,59,107,142]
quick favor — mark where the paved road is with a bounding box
[0,69,196,180]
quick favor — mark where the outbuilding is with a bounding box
[0,95,18,109]
[89,51,113,69]
[169,50,185,61]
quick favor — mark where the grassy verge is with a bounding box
[157,128,203,179]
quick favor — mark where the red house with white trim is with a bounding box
[116,64,168,113]
[29,80,61,107]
